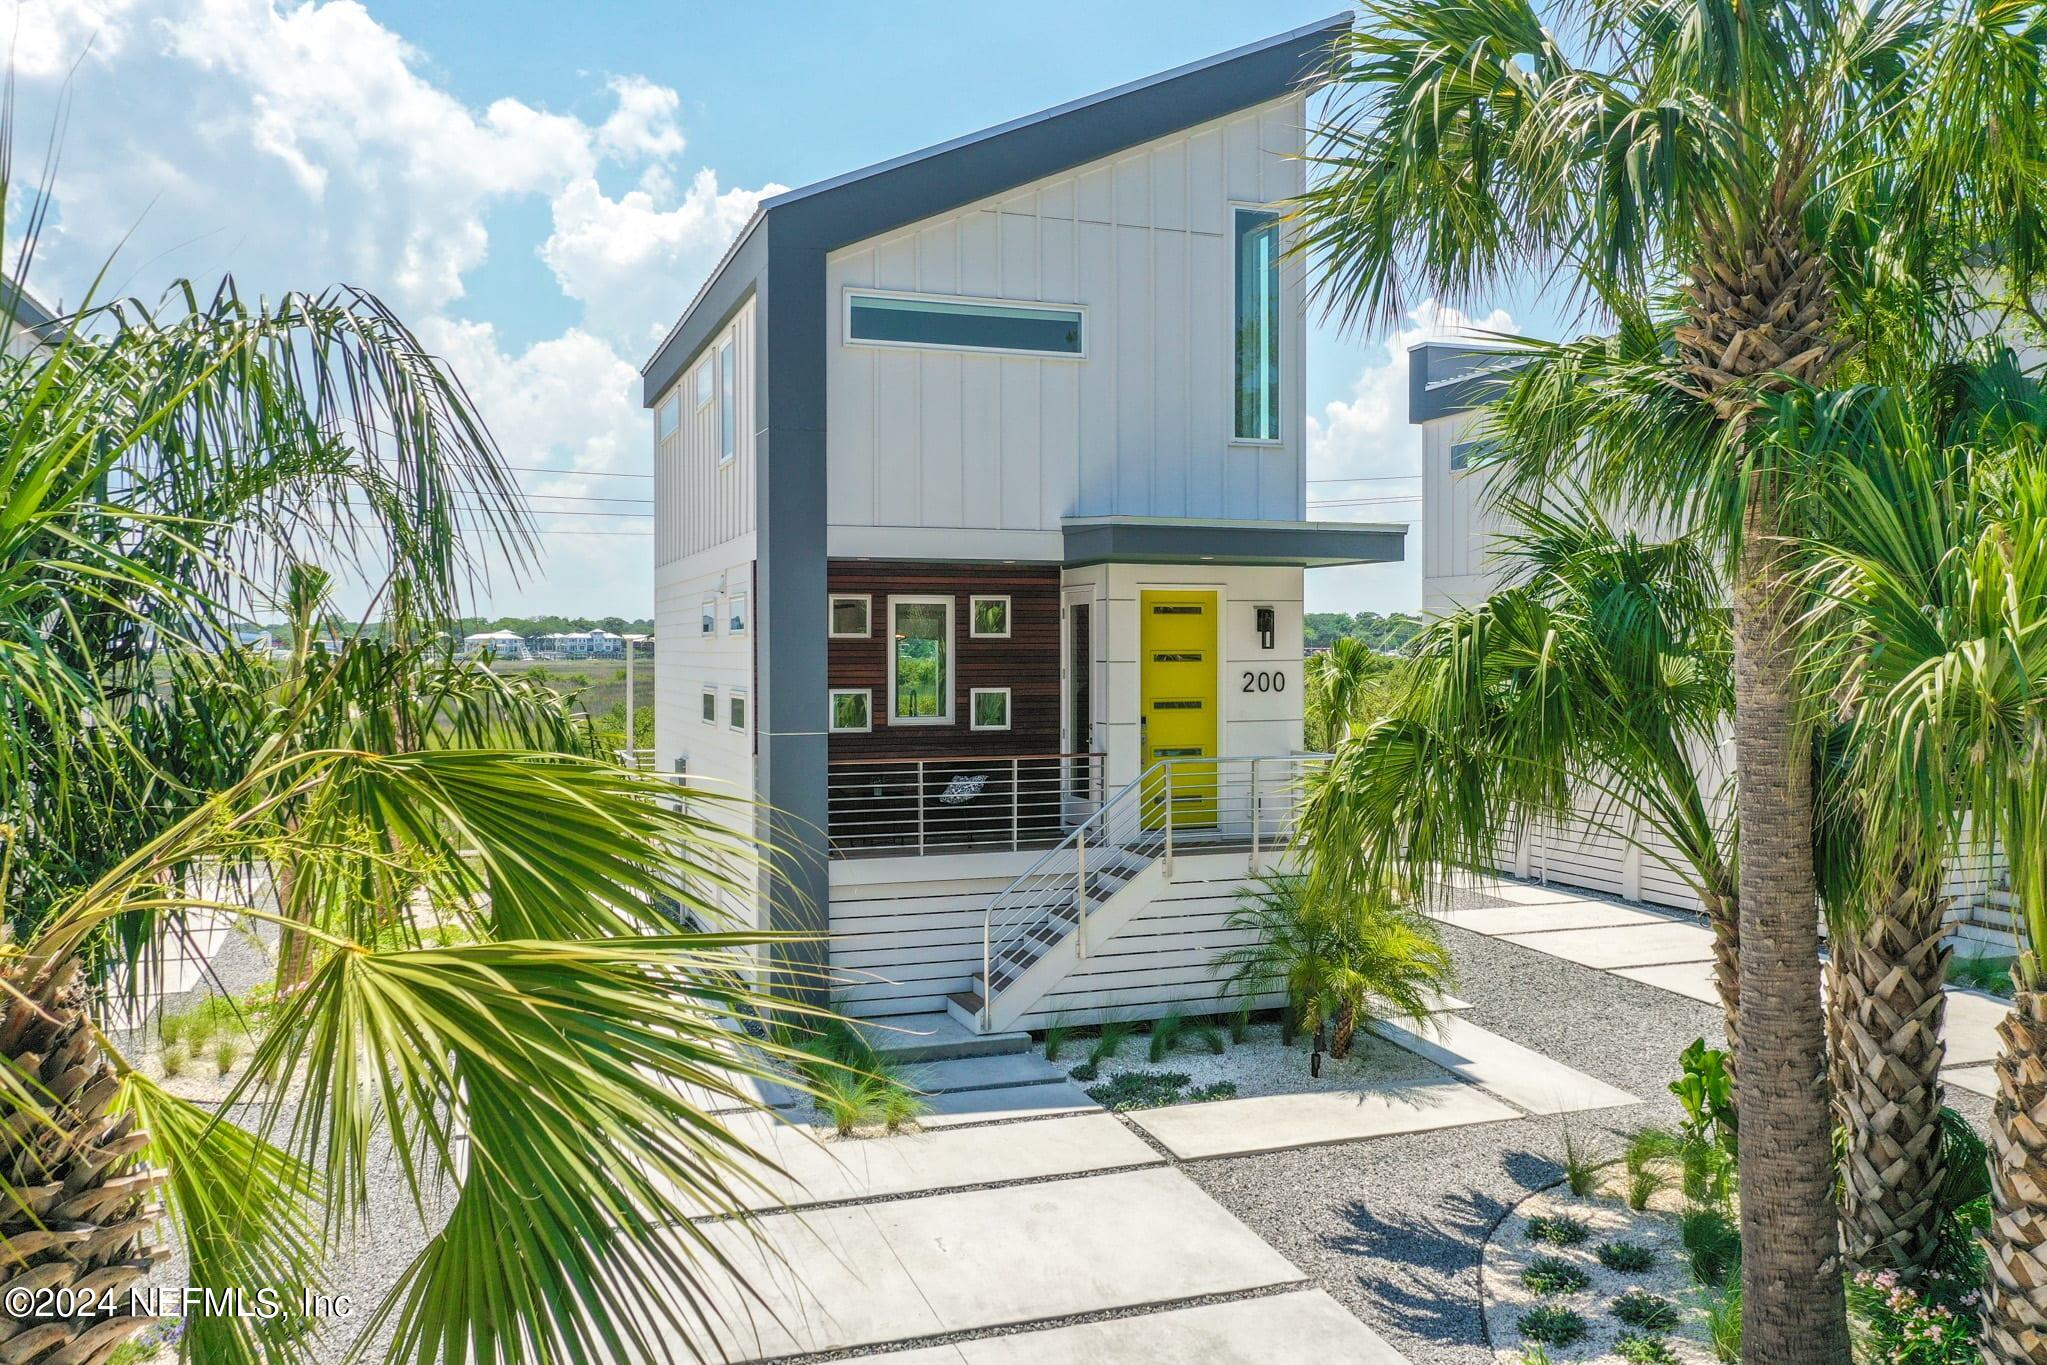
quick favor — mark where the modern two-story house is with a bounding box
[644,16,1406,1034]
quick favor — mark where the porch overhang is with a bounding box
[1060,515,1407,568]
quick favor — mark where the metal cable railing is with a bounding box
[826,752,1105,857]
[975,753,1328,1027]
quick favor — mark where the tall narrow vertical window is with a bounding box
[718,341,736,464]
[656,395,679,440]
[888,597,952,724]
[1233,208,1281,442]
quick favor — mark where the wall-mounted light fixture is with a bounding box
[1255,606,1276,650]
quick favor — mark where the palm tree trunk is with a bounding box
[1828,872,1950,1280]
[1330,1002,1358,1060]
[1982,988,2047,1363]
[1702,888,1741,1073]
[1730,510,1852,1361]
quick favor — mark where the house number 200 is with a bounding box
[1241,670,1286,693]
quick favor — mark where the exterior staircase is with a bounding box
[946,754,1322,1033]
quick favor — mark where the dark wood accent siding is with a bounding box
[825,560,1062,760]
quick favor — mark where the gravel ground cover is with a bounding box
[1053,1019,1453,1106]
[1482,1189,1713,1362]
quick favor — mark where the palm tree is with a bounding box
[1295,1,2047,1350]
[1215,872,1453,1064]
[0,227,817,1360]
[1802,367,2047,1358]
[1304,636,1395,751]
[1298,501,1738,1040]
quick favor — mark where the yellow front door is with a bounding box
[1140,590,1218,829]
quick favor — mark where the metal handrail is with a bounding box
[827,751,1104,857]
[975,753,1329,1028]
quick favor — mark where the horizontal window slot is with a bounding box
[1151,700,1203,710]
[1150,651,1204,662]
[848,293,1082,356]
[1153,747,1205,757]
[1150,605,1203,615]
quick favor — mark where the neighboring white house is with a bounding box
[461,629,531,660]
[643,15,1408,1029]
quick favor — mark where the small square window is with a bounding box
[694,359,714,409]
[701,598,716,635]
[829,594,871,638]
[969,687,1011,732]
[729,593,748,635]
[969,596,1011,639]
[700,687,717,724]
[729,690,748,731]
[829,688,872,733]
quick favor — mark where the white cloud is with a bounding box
[541,168,782,349]
[4,0,776,616]
[597,75,686,161]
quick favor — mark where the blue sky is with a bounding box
[7,0,1569,618]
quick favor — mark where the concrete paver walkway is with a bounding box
[677,1168,1306,1359]
[839,1290,1409,1363]
[1129,1079,1518,1160]
[1369,1015,1639,1116]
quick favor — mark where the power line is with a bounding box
[1305,473,1422,484]
[505,464,651,481]
[519,492,654,507]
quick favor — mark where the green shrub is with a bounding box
[1848,1268,1980,1365]
[1560,1127,1613,1198]
[1515,1304,1587,1348]
[1187,1080,1237,1102]
[1525,1214,1591,1247]
[160,1041,188,1078]
[1084,1069,1192,1111]
[1681,1206,1742,1287]
[1042,1020,1072,1062]
[1229,1002,1251,1043]
[1948,953,2014,996]
[1521,1255,1590,1296]
[1702,1283,1742,1363]
[1089,1018,1133,1065]
[1615,1331,1679,1364]
[158,1013,187,1050]
[1067,1061,1099,1082]
[1189,1019,1227,1055]
[1596,1240,1656,1273]
[1612,1289,1679,1332]
[1147,1010,1183,1062]
[212,1036,241,1077]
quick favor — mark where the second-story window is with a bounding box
[656,394,679,441]
[846,291,1084,358]
[1233,207,1281,442]
[718,341,736,464]
[889,597,952,724]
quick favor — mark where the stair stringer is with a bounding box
[979,858,1167,1033]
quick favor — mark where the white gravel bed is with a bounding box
[1482,1187,1716,1363]
[1049,1018,1453,1103]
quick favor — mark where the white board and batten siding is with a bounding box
[830,852,1283,1024]
[652,300,761,923]
[825,95,1308,560]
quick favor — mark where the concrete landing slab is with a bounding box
[694,1110,1158,1213]
[906,1052,1065,1095]
[857,1012,1031,1063]
[839,1291,1408,1364]
[1128,1078,1518,1159]
[1370,1016,1639,1117]
[679,1168,1303,1359]
[915,1081,1099,1128]
[1943,989,2011,1068]
[1945,1064,1998,1098]
[1437,902,1678,936]
[1503,920,1716,969]
[1613,961,1722,1005]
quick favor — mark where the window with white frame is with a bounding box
[1233,207,1282,443]
[828,688,871,733]
[656,394,680,440]
[729,689,748,731]
[729,592,748,635]
[694,358,714,409]
[829,594,871,638]
[969,595,1010,639]
[969,687,1011,732]
[888,597,952,723]
[700,687,716,723]
[700,598,716,635]
[717,341,735,464]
